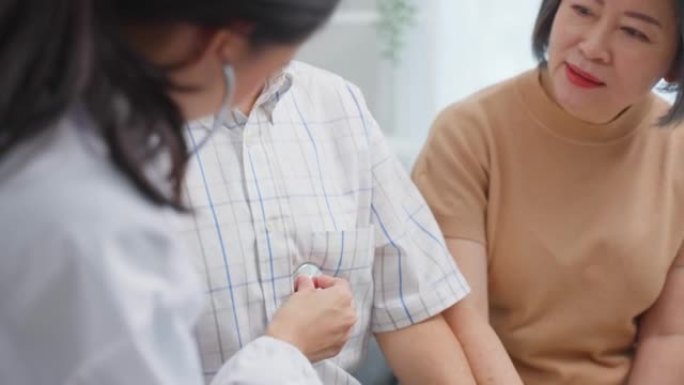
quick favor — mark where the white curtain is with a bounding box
[427,0,540,111]
[387,0,540,165]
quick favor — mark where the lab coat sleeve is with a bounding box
[211,336,323,385]
[50,221,321,385]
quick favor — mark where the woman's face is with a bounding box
[545,0,679,123]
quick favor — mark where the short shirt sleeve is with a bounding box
[345,84,471,333]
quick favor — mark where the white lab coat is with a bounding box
[0,111,322,385]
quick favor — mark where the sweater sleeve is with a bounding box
[411,103,491,244]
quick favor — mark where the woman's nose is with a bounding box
[578,23,612,64]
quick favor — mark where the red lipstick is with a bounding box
[565,63,605,89]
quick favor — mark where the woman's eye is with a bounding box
[571,4,593,17]
[622,27,651,43]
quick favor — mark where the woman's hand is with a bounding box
[266,275,357,363]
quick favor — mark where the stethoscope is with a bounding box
[186,66,237,155]
[293,262,322,280]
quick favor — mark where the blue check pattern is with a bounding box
[179,62,470,385]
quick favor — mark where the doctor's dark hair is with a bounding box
[0,0,339,210]
[531,0,684,126]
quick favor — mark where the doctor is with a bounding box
[0,0,353,384]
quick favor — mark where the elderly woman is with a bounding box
[413,0,684,384]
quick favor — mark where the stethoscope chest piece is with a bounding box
[293,262,322,280]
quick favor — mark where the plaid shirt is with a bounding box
[180,61,470,384]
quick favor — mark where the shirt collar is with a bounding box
[258,64,295,111]
[193,63,295,129]
[243,64,294,124]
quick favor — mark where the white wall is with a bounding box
[297,0,541,167]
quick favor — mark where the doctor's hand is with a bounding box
[266,275,357,363]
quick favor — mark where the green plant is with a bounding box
[377,0,417,64]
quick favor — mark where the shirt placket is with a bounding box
[241,110,294,322]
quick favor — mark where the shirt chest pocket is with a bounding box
[255,227,375,309]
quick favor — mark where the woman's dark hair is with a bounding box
[0,0,339,210]
[531,0,684,126]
